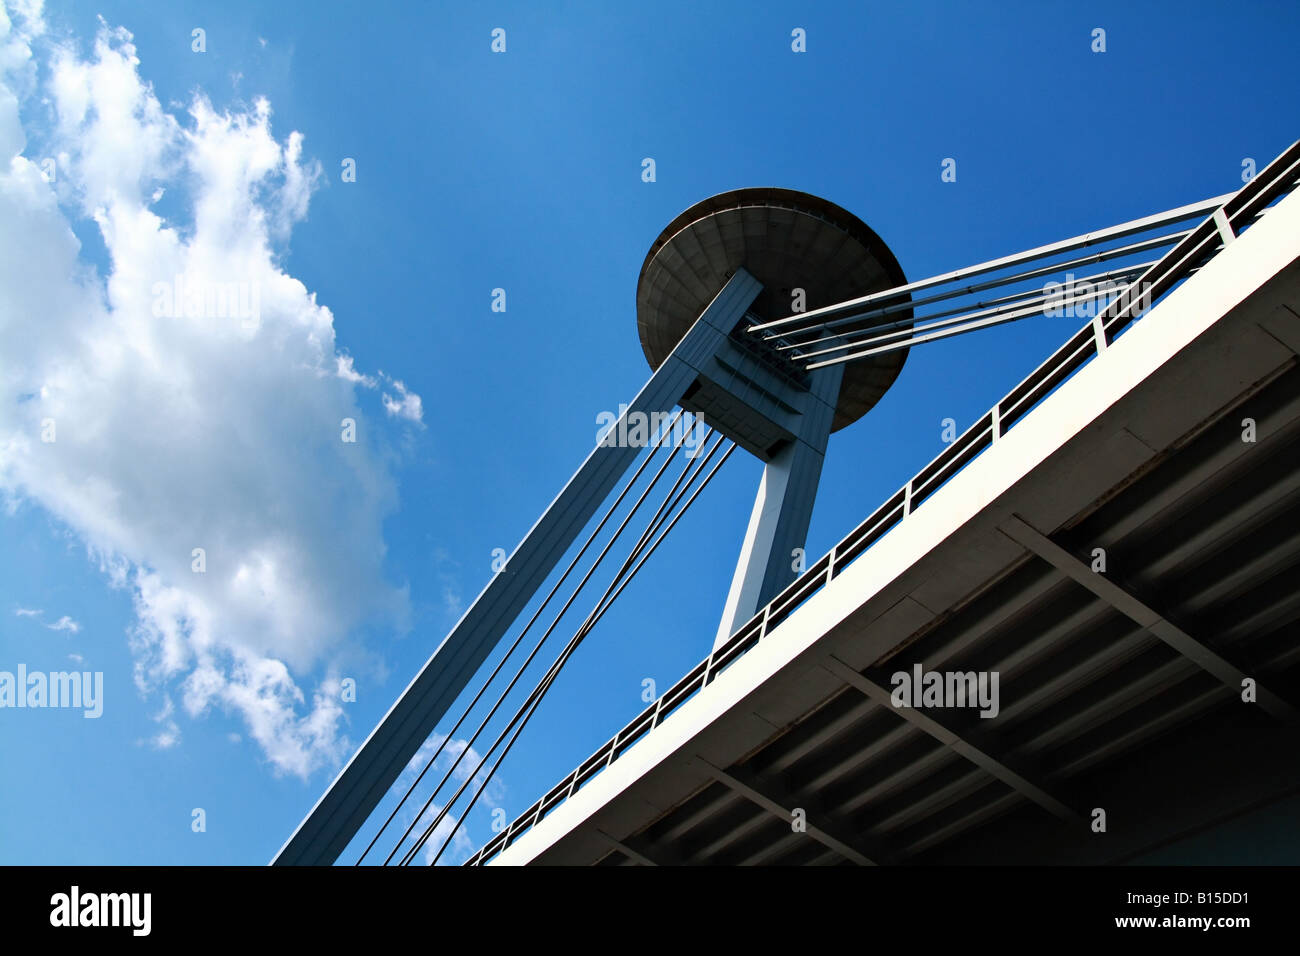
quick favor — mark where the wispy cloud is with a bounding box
[336,353,377,388]
[385,735,508,865]
[13,606,79,632]
[381,376,424,424]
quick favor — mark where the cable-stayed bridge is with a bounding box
[275,139,1300,867]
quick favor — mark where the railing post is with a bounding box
[1091,313,1109,353]
[1212,207,1236,247]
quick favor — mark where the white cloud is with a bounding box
[441,584,462,619]
[0,6,424,778]
[431,547,463,622]
[146,694,180,750]
[381,375,424,424]
[336,353,376,388]
[13,606,79,632]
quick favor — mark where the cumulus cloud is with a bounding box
[0,4,423,777]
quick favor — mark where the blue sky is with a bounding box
[1,0,1297,865]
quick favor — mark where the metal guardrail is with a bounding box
[464,139,1300,867]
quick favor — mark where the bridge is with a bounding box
[276,139,1300,867]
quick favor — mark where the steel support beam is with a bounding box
[696,758,883,865]
[273,271,763,865]
[999,514,1298,723]
[713,362,843,648]
[820,654,1079,821]
[592,829,678,867]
